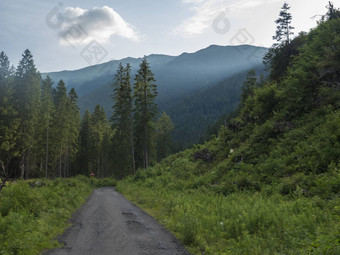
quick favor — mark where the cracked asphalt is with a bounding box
[45,187,191,255]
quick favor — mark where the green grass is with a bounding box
[0,176,116,255]
[117,176,340,254]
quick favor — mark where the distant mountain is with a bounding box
[43,44,267,146]
[165,66,266,146]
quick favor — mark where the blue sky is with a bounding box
[0,0,330,72]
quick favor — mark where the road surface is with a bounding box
[45,187,190,255]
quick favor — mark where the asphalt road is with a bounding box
[45,187,191,255]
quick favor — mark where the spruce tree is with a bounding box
[14,49,41,179]
[0,52,19,180]
[78,110,92,175]
[52,80,69,177]
[133,57,158,169]
[111,63,135,177]
[38,76,55,178]
[273,2,294,44]
[66,88,80,177]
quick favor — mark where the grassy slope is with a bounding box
[117,18,340,254]
[0,176,116,255]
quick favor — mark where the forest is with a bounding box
[0,2,339,255]
[0,53,174,183]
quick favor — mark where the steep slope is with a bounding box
[117,18,340,255]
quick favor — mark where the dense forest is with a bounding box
[0,52,175,183]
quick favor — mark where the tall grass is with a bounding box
[0,176,115,255]
[117,180,340,254]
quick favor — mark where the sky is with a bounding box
[0,0,330,72]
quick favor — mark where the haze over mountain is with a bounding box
[43,44,267,146]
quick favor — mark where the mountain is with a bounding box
[43,44,267,146]
[117,17,340,255]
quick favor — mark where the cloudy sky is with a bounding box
[0,0,330,72]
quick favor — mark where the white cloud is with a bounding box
[59,6,139,46]
[174,0,281,37]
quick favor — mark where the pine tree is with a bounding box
[14,49,41,179]
[37,76,55,178]
[273,2,294,44]
[66,88,80,177]
[133,57,158,169]
[263,3,297,80]
[0,52,20,180]
[111,63,135,178]
[90,105,109,177]
[52,80,69,177]
[78,110,92,175]
[321,2,340,21]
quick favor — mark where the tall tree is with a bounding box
[111,63,135,178]
[78,110,92,175]
[133,57,158,169]
[66,88,80,177]
[321,2,340,21]
[52,80,69,177]
[0,52,19,181]
[273,2,294,44]
[37,76,55,178]
[263,3,297,81]
[90,105,109,177]
[14,49,41,179]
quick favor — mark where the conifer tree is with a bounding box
[78,110,92,175]
[273,2,294,44]
[0,52,19,180]
[133,57,158,169]
[66,88,80,177]
[90,105,109,177]
[52,80,69,177]
[38,76,55,178]
[14,49,41,179]
[111,63,135,177]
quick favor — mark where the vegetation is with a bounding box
[0,52,168,180]
[0,50,81,180]
[0,2,339,255]
[0,176,115,255]
[117,9,340,255]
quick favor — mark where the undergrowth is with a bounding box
[0,175,116,255]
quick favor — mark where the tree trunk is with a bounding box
[131,124,136,173]
[25,150,30,180]
[45,121,49,178]
[59,150,62,177]
[20,153,25,180]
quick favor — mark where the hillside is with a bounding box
[44,45,267,146]
[117,16,340,254]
